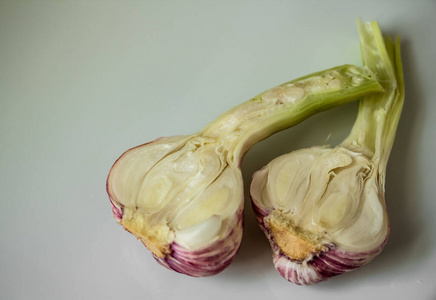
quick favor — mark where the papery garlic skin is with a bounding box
[250,21,404,284]
[155,209,243,277]
[273,239,387,285]
[107,64,382,277]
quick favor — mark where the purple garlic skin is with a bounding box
[253,201,388,285]
[109,194,243,277]
[273,241,388,285]
[154,208,243,277]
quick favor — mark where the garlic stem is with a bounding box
[201,65,382,163]
[342,21,405,171]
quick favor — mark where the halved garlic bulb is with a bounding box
[250,21,404,284]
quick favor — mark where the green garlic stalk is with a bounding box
[250,20,404,285]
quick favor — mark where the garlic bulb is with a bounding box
[250,21,404,284]
[107,64,382,277]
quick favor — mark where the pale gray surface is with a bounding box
[1,1,435,299]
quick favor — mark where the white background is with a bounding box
[1,1,435,299]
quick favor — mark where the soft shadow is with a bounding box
[313,39,430,289]
[379,39,430,266]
